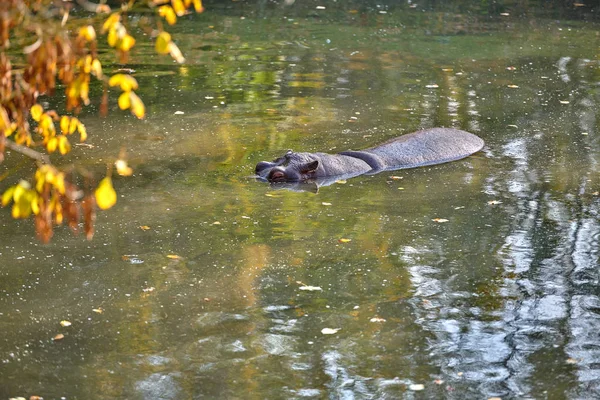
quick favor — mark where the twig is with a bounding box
[4,140,51,164]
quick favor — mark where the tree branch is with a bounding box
[4,140,51,164]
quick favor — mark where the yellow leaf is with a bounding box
[58,136,71,155]
[338,238,352,243]
[118,91,131,110]
[95,177,117,210]
[119,34,136,52]
[156,31,172,54]
[140,225,151,231]
[107,27,118,47]
[47,137,58,153]
[60,320,72,327]
[31,104,43,122]
[53,333,65,341]
[167,254,181,259]
[168,41,185,63]
[92,308,103,314]
[109,74,138,91]
[193,0,204,12]
[102,13,121,34]
[79,25,96,41]
[129,92,145,119]
[159,5,177,25]
[1,186,15,206]
[115,159,133,176]
[172,0,186,16]
[69,117,78,134]
[91,59,103,78]
[60,116,70,134]
[78,123,87,142]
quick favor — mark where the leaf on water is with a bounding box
[115,159,133,176]
[432,218,449,223]
[321,328,340,335]
[95,177,117,210]
[140,225,151,230]
[338,238,352,243]
[299,285,323,291]
[211,221,221,225]
[408,384,424,391]
[487,200,502,205]
[566,358,578,364]
[506,66,516,70]
[507,124,518,128]
[167,254,181,259]
[335,180,346,184]
[507,84,519,88]
[321,202,332,206]
[389,176,403,180]
[53,333,65,341]
[174,111,184,115]
[559,100,570,104]
[92,308,103,314]
[397,187,404,190]
[369,317,386,323]
[425,84,439,88]
[60,320,72,327]
[142,287,155,292]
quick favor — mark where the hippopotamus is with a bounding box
[255,128,484,184]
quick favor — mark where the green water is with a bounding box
[1,3,600,399]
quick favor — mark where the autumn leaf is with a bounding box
[53,333,65,341]
[60,320,72,327]
[321,328,340,335]
[338,238,352,243]
[156,31,172,54]
[95,177,117,210]
[432,218,449,223]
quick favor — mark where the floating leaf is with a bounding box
[53,333,65,341]
[408,384,424,391]
[507,84,519,88]
[432,218,449,223]
[140,225,151,230]
[369,317,386,323]
[338,238,352,243]
[115,159,133,176]
[321,328,340,335]
[167,254,181,259]
[299,285,322,291]
[321,202,332,206]
[487,200,502,205]
[425,84,439,88]
[60,320,72,327]
[389,176,403,180]
[95,177,117,210]
[92,308,103,314]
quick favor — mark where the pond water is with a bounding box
[2,3,600,399]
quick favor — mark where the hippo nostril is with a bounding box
[269,170,285,182]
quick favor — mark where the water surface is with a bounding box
[1,4,600,399]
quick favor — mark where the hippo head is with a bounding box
[255,150,320,182]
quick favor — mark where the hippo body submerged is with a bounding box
[255,128,484,183]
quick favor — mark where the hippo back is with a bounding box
[365,128,484,170]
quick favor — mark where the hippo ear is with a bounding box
[300,160,319,174]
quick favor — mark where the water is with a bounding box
[1,4,600,399]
